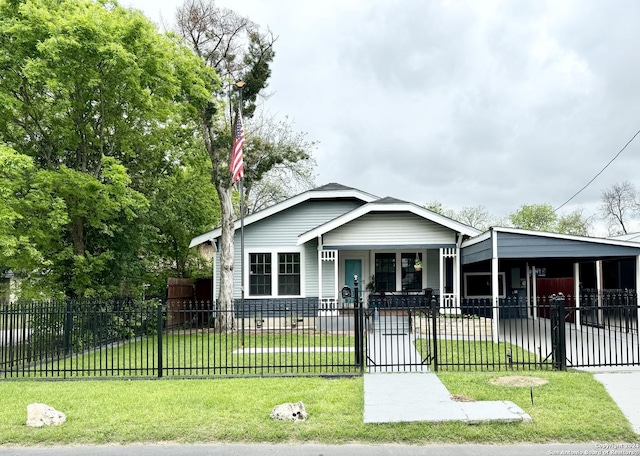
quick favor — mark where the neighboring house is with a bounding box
[189,183,640,321]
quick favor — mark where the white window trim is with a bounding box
[464,272,506,298]
[245,247,305,299]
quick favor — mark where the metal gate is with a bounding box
[357,291,640,372]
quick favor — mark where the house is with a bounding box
[189,183,640,326]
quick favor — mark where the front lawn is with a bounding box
[0,371,637,445]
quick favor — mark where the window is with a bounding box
[374,253,396,292]
[278,253,300,295]
[249,253,272,296]
[401,253,423,291]
[249,252,301,297]
[464,272,506,298]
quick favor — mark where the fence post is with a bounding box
[431,294,439,372]
[353,275,364,372]
[157,302,163,378]
[63,300,73,356]
[552,293,567,371]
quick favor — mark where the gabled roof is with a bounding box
[189,183,378,248]
[296,198,481,246]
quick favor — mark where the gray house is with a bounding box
[189,183,640,323]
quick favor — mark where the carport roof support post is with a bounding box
[492,228,499,343]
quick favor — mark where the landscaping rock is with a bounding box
[26,403,66,428]
[270,401,307,421]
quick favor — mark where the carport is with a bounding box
[460,227,640,340]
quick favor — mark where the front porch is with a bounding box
[316,247,462,315]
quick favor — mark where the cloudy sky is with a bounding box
[126,0,640,234]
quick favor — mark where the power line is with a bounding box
[554,128,640,212]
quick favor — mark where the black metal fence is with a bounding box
[1,292,638,380]
[0,299,359,379]
[406,292,640,371]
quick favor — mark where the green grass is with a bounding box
[0,371,638,445]
[9,332,359,378]
[416,338,550,371]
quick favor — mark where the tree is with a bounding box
[0,0,214,297]
[600,181,639,235]
[424,201,497,231]
[0,146,67,281]
[509,204,590,236]
[509,204,557,231]
[145,145,221,286]
[242,113,317,215]
[455,206,496,232]
[556,209,591,236]
[176,0,314,330]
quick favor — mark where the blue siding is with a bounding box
[462,239,492,264]
[231,199,364,297]
[498,232,640,258]
[461,231,640,265]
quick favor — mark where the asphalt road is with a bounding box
[1,443,639,456]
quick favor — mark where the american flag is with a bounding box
[230,110,245,183]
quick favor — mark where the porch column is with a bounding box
[574,262,581,330]
[636,255,640,329]
[317,241,323,304]
[319,248,338,315]
[526,262,531,317]
[491,229,499,343]
[439,248,444,311]
[439,247,460,314]
[532,265,538,321]
[596,260,603,324]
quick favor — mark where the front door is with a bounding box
[344,259,362,303]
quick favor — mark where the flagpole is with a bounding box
[235,80,246,347]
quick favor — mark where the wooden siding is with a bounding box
[228,200,363,298]
[323,213,456,247]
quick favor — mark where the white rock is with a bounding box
[26,403,66,428]
[270,401,307,421]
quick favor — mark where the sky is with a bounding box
[125,0,640,235]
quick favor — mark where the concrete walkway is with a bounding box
[592,369,640,434]
[364,372,531,424]
[363,316,531,424]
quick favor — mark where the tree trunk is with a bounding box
[71,215,85,255]
[216,183,236,332]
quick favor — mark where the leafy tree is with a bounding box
[176,0,315,330]
[556,209,591,236]
[0,146,67,280]
[509,204,558,231]
[145,146,220,289]
[0,0,214,297]
[600,181,639,235]
[509,204,590,236]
